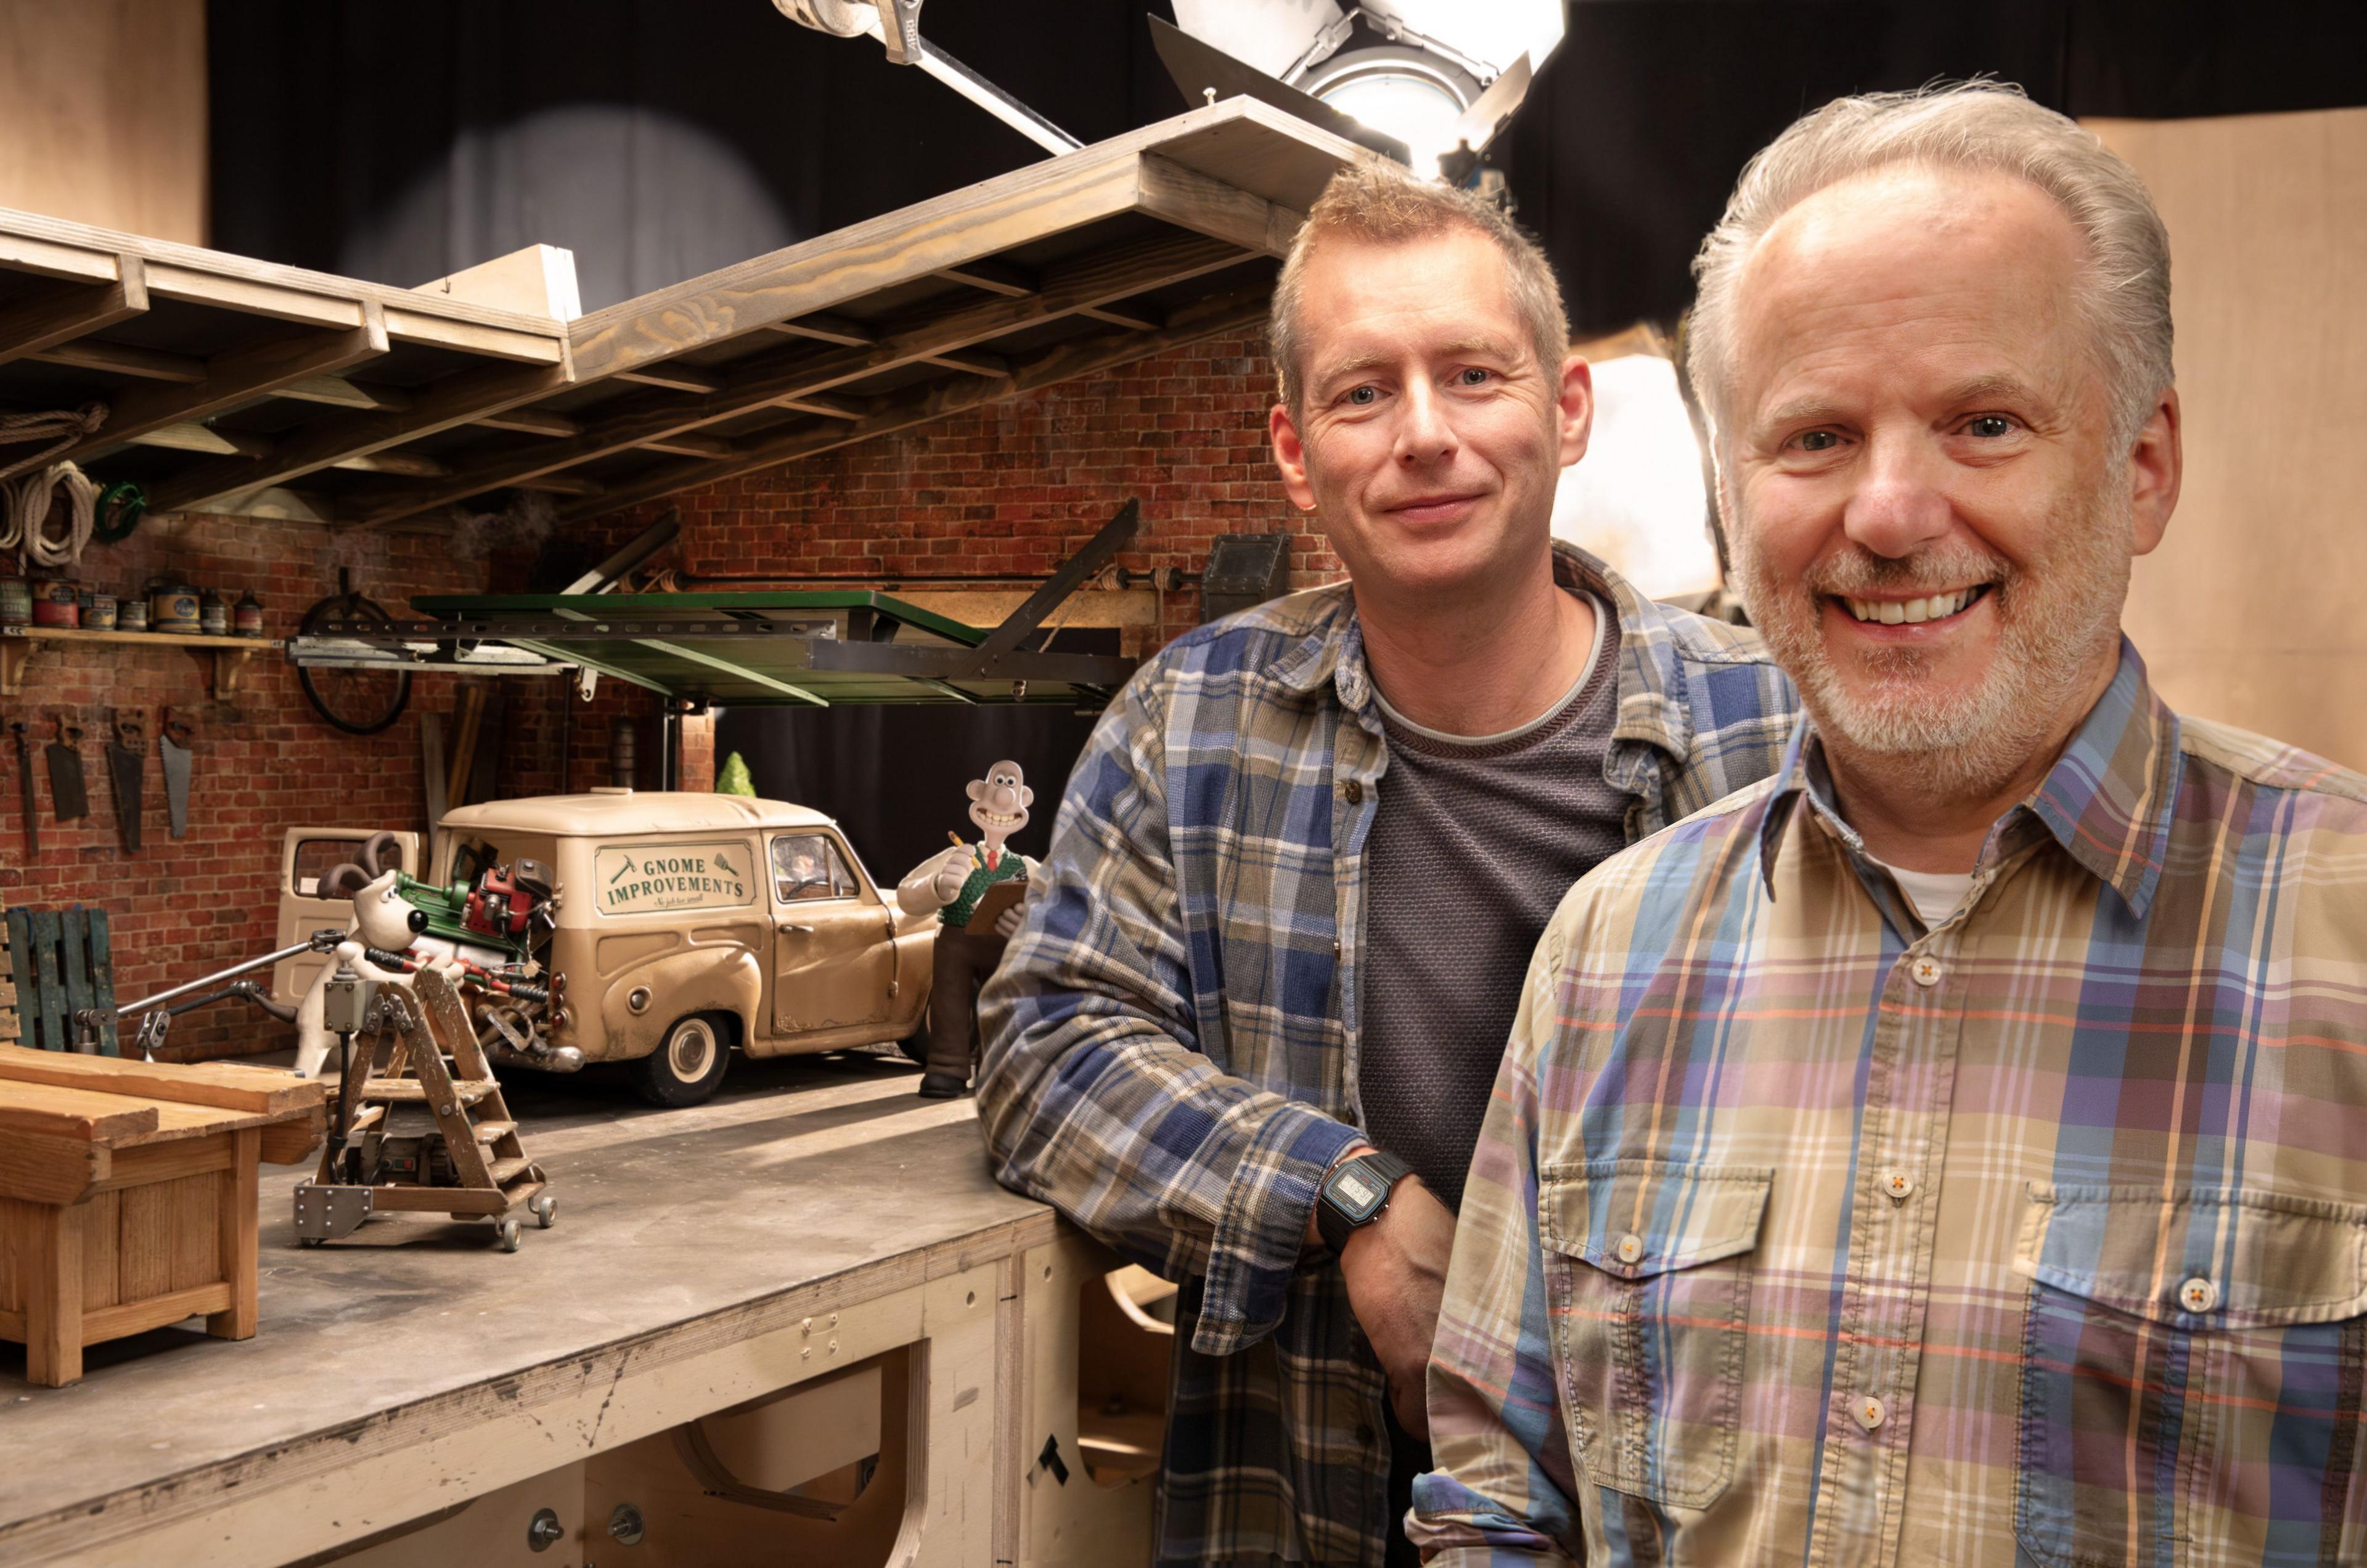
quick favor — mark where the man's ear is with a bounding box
[1556,353,1595,468]
[965,778,986,802]
[1018,785,1034,807]
[1270,402,1316,510]
[2127,386,2181,557]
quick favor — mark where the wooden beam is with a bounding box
[272,374,412,412]
[472,406,581,438]
[1135,153,1304,258]
[330,449,449,477]
[615,364,726,395]
[636,433,739,460]
[70,304,391,461]
[923,348,1010,377]
[767,312,877,347]
[562,284,1270,522]
[566,137,1151,383]
[935,259,1035,298]
[340,230,1245,526]
[510,473,606,496]
[1078,303,1159,332]
[28,337,203,382]
[143,355,571,513]
[129,423,271,457]
[776,392,867,420]
[0,256,148,372]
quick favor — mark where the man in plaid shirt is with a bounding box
[1414,84,2367,1565]
[976,165,1797,1566]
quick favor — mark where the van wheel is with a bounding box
[637,1015,730,1107]
[896,1019,927,1064]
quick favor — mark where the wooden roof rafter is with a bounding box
[0,98,1368,527]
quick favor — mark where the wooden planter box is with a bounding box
[0,1047,324,1387]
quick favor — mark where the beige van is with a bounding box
[274,791,936,1105]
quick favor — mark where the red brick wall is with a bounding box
[1,330,1293,1056]
[587,333,1341,646]
[0,511,658,1056]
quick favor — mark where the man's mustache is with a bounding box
[1799,547,2011,597]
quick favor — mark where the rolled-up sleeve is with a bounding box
[976,677,1358,1356]
[1407,935,1582,1564]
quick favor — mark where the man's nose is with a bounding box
[1840,433,1953,557]
[1392,379,1457,467]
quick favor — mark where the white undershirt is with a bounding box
[1874,859,1977,928]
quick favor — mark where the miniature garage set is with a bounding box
[2,3,2352,1567]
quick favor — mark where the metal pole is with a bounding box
[119,936,332,1015]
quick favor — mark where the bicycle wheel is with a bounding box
[297,592,414,736]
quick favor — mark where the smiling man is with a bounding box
[1413,84,2367,1566]
[975,165,1797,1567]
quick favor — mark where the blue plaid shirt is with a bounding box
[977,545,1799,1566]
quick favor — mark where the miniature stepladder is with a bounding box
[294,965,554,1252]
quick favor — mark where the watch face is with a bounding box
[1328,1164,1385,1220]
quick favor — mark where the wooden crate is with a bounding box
[0,1045,324,1386]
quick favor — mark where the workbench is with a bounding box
[0,1053,1163,1567]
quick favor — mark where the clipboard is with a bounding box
[963,876,1027,936]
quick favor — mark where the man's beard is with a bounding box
[1730,487,2132,801]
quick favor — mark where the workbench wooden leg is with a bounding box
[206,1128,260,1341]
[25,1202,85,1387]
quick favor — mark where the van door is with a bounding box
[765,831,897,1039]
[271,828,421,1003]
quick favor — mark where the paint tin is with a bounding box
[0,575,28,628]
[150,583,201,632]
[31,579,79,629]
[118,597,148,631]
[199,592,229,637]
[234,589,263,638]
[85,593,117,631]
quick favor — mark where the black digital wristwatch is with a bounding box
[1315,1148,1415,1254]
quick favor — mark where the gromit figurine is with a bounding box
[292,870,464,1079]
[897,760,1038,1099]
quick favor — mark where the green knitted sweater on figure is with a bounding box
[940,846,1028,928]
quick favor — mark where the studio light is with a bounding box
[1169,0,1565,178]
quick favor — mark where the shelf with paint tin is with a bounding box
[0,625,280,700]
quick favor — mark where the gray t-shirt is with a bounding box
[1358,592,1629,1213]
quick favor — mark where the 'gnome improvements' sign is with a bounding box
[594,842,756,915]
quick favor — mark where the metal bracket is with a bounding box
[292,1182,375,1242]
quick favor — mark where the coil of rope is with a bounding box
[10,460,99,568]
[0,403,105,483]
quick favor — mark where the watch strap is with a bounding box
[1316,1148,1414,1254]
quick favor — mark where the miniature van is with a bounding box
[273,790,936,1105]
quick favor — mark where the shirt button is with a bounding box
[2179,1276,2219,1314]
[1854,1394,1886,1431]
[1616,1232,1645,1265]
[1884,1171,1916,1203]
[1341,779,1363,804]
[1910,956,1944,987]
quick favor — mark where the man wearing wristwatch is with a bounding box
[976,163,1798,1568]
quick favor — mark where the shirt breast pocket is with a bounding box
[2013,1183,2367,1568]
[1539,1158,1772,1509]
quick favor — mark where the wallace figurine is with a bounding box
[896,761,1037,1098]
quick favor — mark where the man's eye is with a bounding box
[1966,414,2014,438]
[1795,430,1841,452]
[1344,386,1378,406]
[1455,367,1489,386]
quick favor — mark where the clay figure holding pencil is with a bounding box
[896,761,1039,1099]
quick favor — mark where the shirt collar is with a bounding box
[1757,638,2180,920]
[1268,542,1697,764]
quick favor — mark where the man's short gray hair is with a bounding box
[1269,163,1569,415]
[1686,81,2173,450]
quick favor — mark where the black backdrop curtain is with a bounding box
[713,703,1104,890]
[211,1,2367,327]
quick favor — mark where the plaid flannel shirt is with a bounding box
[1414,641,2367,1567]
[976,544,1799,1566]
